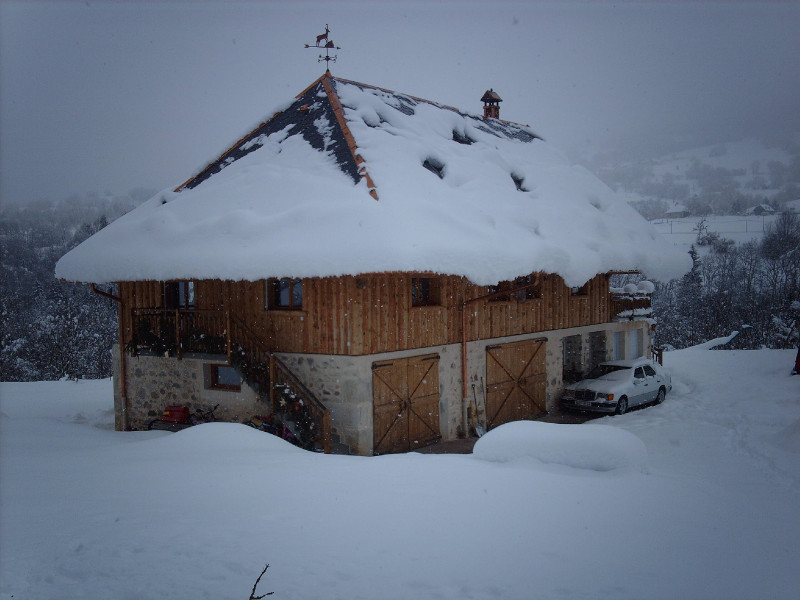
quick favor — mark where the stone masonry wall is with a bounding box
[116,348,265,430]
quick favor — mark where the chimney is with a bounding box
[481,89,503,119]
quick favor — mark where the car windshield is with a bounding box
[585,364,631,380]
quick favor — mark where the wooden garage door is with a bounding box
[485,338,546,429]
[372,354,440,455]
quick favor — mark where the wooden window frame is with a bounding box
[411,277,439,307]
[267,278,303,311]
[209,364,242,391]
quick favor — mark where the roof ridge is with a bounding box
[331,76,534,130]
[322,75,379,201]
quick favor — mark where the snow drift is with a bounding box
[473,420,648,472]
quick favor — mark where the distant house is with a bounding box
[744,203,776,216]
[664,203,690,219]
[56,72,689,455]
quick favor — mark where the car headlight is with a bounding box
[596,392,615,401]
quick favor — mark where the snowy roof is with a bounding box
[55,73,691,286]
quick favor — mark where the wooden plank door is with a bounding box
[372,354,440,455]
[485,338,546,429]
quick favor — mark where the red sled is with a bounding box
[160,405,190,423]
[148,405,192,431]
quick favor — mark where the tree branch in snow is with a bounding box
[249,563,274,599]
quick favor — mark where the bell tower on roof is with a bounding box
[481,89,503,119]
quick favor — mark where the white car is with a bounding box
[559,358,672,415]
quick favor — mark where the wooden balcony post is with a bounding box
[226,310,231,363]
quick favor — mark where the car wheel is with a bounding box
[656,388,665,404]
[615,396,628,415]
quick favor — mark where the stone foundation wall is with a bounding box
[114,320,652,453]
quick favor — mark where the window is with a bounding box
[452,130,474,145]
[643,365,657,377]
[267,278,303,310]
[422,157,445,179]
[634,367,646,380]
[511,173,529,192]
[178,281,195,308]
[512,275,540,301]
[489,276,540,302]
[571,283,588,296]
[164,281,195,309]
[487,281,510,302]
[209,364,242,391]
[411,277,438,307]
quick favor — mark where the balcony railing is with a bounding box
[128,308,228,358]
[610,294,652,320]
[128,307,331,453]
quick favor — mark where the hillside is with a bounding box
[593,136,800,221]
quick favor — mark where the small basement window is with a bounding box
[411,277,439,307]
[267,278,303,310]
[209,364,242,391]
[422,157,445,179]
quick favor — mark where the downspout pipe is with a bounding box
[460,273,542,432]
[90,283,129,431]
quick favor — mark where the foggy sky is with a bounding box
[1,1,798,204]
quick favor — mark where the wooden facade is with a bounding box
[118,272,619,358]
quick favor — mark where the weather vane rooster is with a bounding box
[305,24,340,69]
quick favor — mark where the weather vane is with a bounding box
[305,24,340,69]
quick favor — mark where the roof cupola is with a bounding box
[481,89,503,119]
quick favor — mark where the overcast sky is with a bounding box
[1,1,798,204]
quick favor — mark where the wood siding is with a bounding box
[119,272,621,356]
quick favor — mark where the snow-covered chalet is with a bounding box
[56,71,690,455]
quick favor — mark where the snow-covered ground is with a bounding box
[1,346,799,599]
[651,213,779,250]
